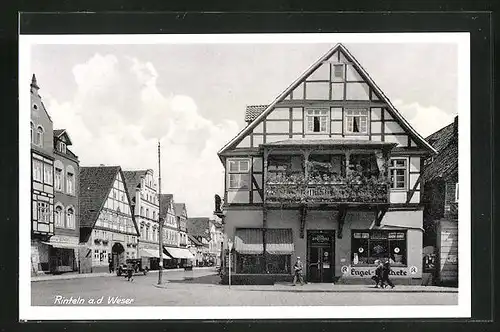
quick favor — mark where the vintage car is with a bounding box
[116,257,150,276]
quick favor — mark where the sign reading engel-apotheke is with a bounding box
[348,266,411,278]
[50,235,79,244]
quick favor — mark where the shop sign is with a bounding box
[349,267,410,278]
[410,266,418,274]
[341,266,349,274]
[311,234,330,244]
[50,235,79,245]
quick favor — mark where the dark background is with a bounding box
[0,3,496,332]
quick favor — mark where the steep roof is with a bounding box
[187,217,211,241]
[122,170,148,207]
[218,43,437,156]
[53,129,73,146]
[187,234,206,247]
[159,194,174,220]
[79,166,121,229]
[174,203,187,217]
[422,117,458,182]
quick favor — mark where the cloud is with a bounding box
[45,53,239,217]
[393,99,456,137]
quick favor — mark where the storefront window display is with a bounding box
[351,230,407,266]
[236,254,265,274]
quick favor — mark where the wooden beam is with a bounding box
[406,175,421,204]
[337,205,347,239]
[375,205,388,226]
[300,205,307,239]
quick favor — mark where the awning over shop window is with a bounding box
[234,228,264,254]
[265,228,294,255]
[164,247,195,260]
[41,242,82,249]
[140,248,170,259]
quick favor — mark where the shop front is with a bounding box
[138,245,170,270]
[43,235,81,273]
[163,246,195,268]
[223,208,423,284]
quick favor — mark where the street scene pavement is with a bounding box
[32,268,458,306]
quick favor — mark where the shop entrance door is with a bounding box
[307,230,335,283]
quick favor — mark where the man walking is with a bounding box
[292,256,304,286]
[371,260,384,288]
[381,260,395,289]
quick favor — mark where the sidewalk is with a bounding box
[31,267,216,282]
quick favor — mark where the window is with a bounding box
[140,206,144,216]
[66,208,75,229]
[55,205,64,228]
[43,164,53,185]
[55,167,63,191]
[146,208,149,219]
[100,250,107,262]
[228,159,250,189]
[332,63,345,81]
[93,249,100,261]
[455,183,459,202]
[153,211,156,220]
[236,254,266,274]
[36,126,44,147]
[306,109,328,133]
[345,109,368,134]
[389,158,407,190]
[58,141,66,153]
[30,122,35,144]
[32,159,43,182]
[66,172,74,195]
[351,231,407,266]
[37,201,50,223]
[140,224,144,239]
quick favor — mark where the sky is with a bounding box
[30,42,458,217]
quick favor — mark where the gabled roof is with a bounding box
[422,117,458,182]
[79,166,140,240]
[79,166,120,229]
[218,43,437,156]
[174,203,187,218]
[188,234,205,247]
[187,217,211,241]
[159,194,174,220]
[53,129,73,146]
[122,170,149,206]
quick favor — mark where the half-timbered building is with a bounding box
[79,166,140,273]
[30,74,55,275]
[218,43,437,284]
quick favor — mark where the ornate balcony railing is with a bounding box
[265,173,390,204]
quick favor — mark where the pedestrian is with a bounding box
[381,260,395,289]
[108,257,114,273]
[292,256,304,286]
[126,261,134,282]
[371,259,384,288]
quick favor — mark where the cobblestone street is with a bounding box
[31,268,458,306]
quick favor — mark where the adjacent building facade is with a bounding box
[159,194,194,267]
[49,129,80,273]
[79,166,140,273]
[175,203,189,248]
[30,75,56,275]
[209,218,224,266]
[123,169,169,269]
[187,218,212,266]
[217,44,437,284]
[422,117,458,286]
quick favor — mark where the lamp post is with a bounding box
[227,239,233,288]
[157,140,163,285]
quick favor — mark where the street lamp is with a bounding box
[227,239,233,288]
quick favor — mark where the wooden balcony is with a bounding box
[265,174,390,204]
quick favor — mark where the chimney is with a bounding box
[30,74,40,94]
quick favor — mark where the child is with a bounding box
[372,260,384,288]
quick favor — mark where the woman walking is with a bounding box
[381,260,395,289]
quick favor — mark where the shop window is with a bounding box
[100,250,107,262]
[266,255,291,274]
[306,109,328,133]
[351,230,407,266]
[228,159,250,189]
[345,109,368,134]
[93,249,100,261]
[236,254,266,274]
[389,158,407,190]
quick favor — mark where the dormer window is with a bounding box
[58,141,67,153]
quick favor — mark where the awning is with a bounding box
[234,229,264,254]
[139,248,170,259]
[41,242,82,249]
[164,247,195,260]
[265,229,294,255]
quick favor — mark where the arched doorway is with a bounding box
[112,242,125,270]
